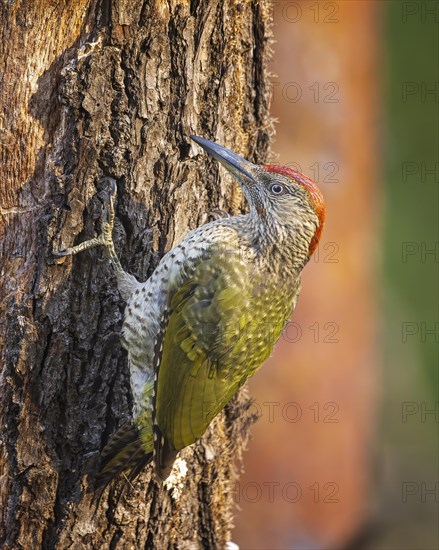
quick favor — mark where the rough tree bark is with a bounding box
[0,1,272,548]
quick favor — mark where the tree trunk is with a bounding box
[0,1,271,547]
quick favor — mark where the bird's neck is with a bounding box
[244,212,312,275]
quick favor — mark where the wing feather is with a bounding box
[153,238,300,480]
[153,245,275,479]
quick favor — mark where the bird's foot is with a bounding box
[54,178,122,272]
[207,209,231,221]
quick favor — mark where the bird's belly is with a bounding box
[120,283,166,415]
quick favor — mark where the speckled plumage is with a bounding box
[57,136,325,485]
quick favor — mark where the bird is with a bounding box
[55,135,326,487]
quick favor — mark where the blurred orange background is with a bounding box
[233,2,438,549]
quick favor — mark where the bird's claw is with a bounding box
[207,209,231,221]
[53,178,120,268]
[52,249,70,258]
[106,177,117,195]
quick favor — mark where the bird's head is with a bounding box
[190,135,325,258]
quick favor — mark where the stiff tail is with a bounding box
[95,421,153,490]
[153,424,179,482]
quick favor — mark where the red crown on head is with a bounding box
[262,164,326,257]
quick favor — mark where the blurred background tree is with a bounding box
[234,1,438,549]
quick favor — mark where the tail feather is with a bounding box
[95,422,153,490]
[153,424,179,482]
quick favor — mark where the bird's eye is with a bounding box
[270,183,284,195]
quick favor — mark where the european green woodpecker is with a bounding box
[56,136,325,486]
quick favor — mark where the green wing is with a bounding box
[154,247,293,479]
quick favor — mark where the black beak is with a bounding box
[190,135,259,185]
